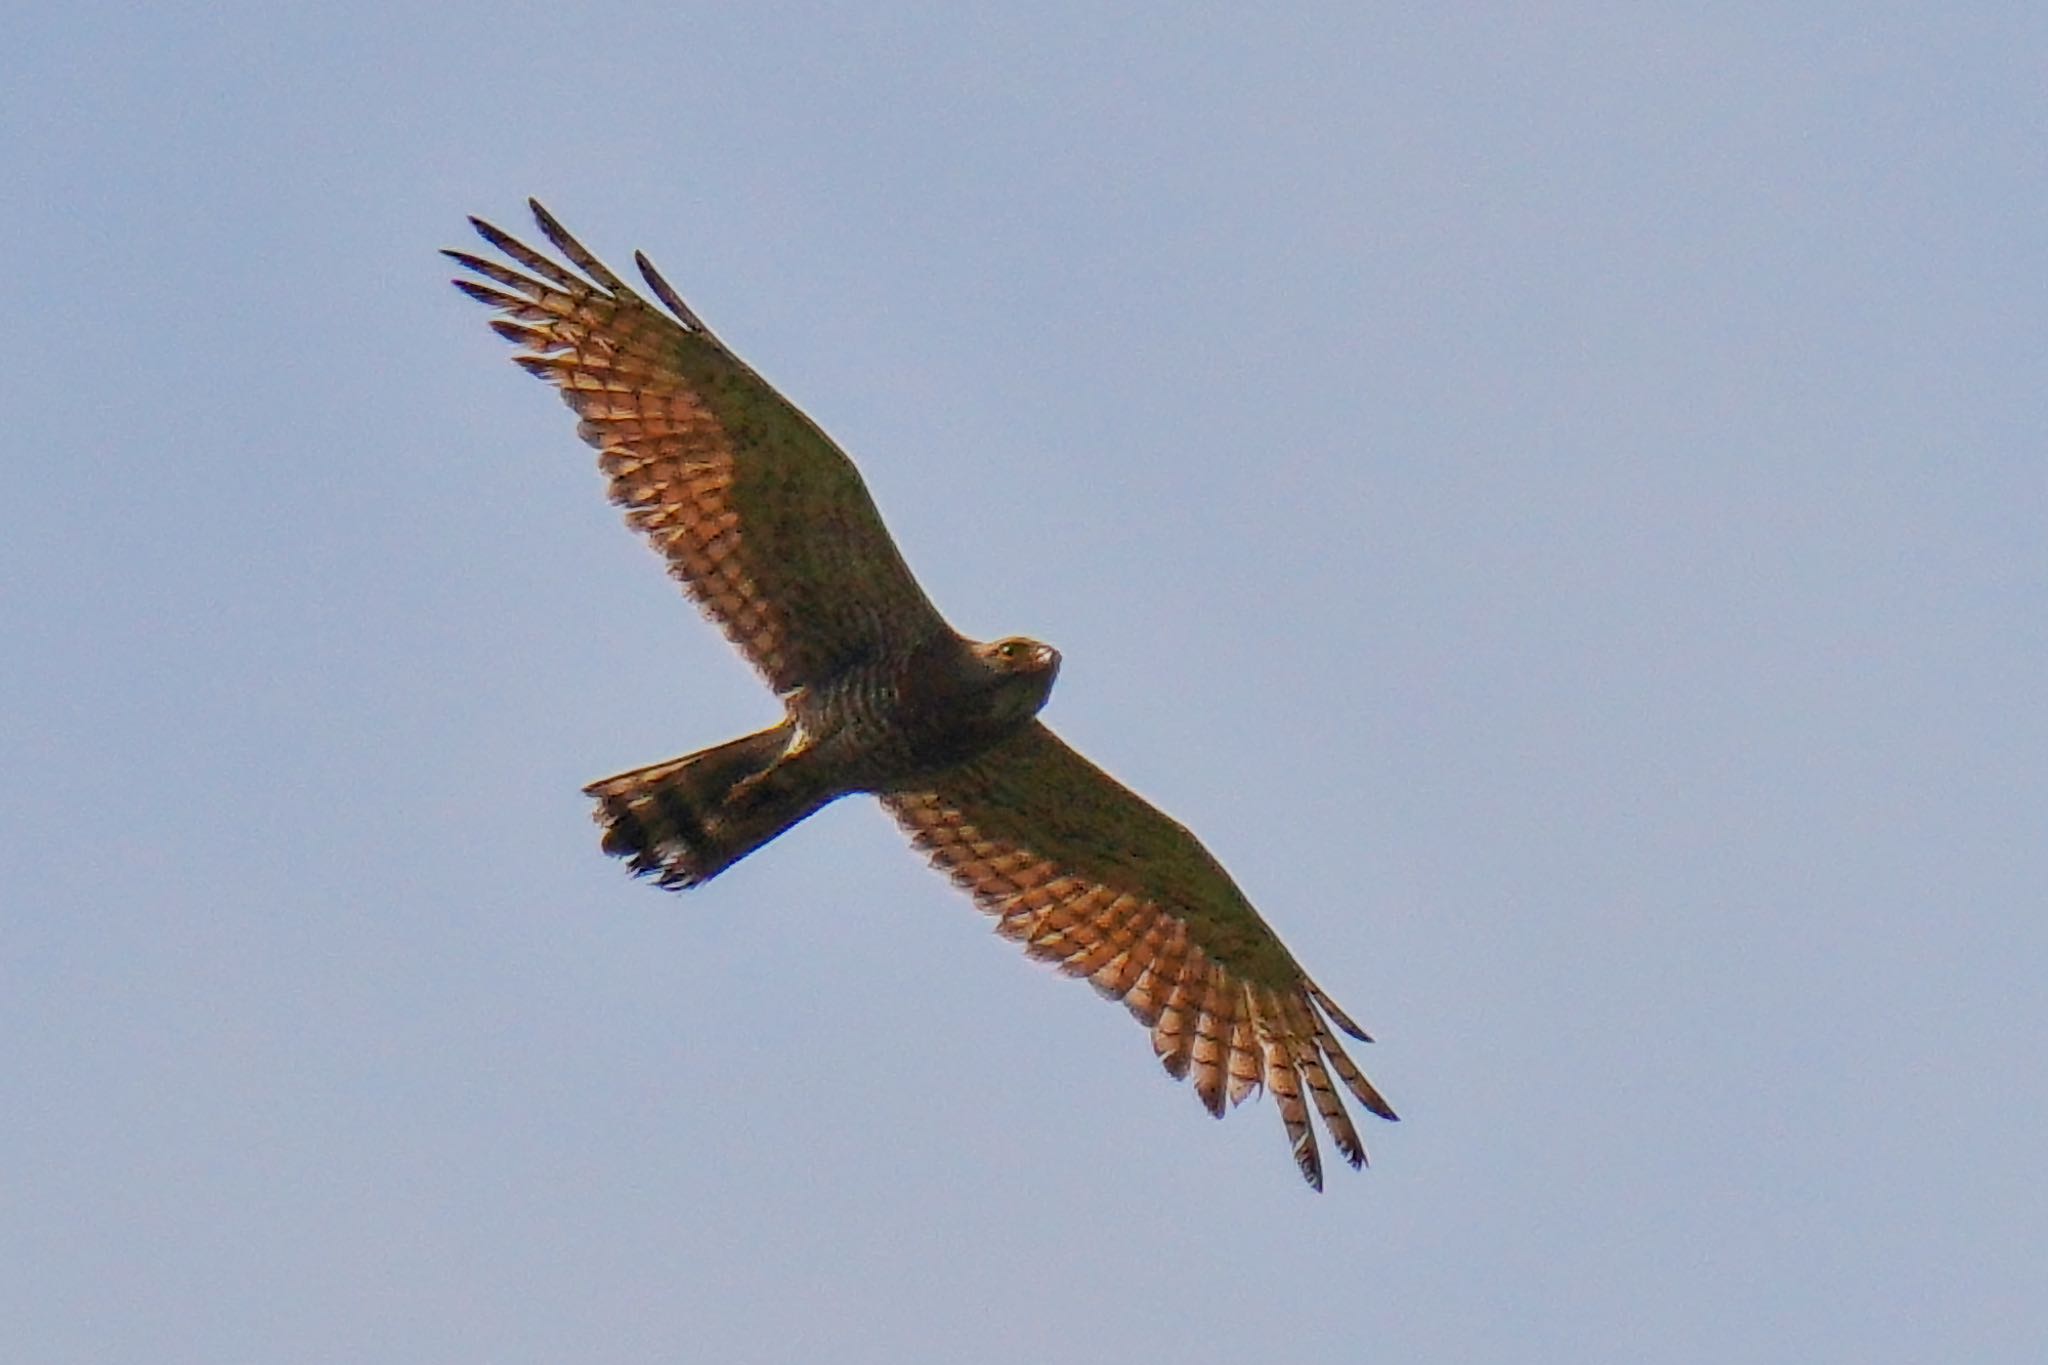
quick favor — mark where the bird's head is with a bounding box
[974,635,1061,722]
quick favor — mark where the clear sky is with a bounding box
[5,4,2044,1362]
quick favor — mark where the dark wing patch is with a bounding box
[449,200,946,691]
[883,722,1396,1189]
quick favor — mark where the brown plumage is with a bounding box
[448,200,1397,1187]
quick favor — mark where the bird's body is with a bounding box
[590,631,1060,887]
[449,201,1397,1187]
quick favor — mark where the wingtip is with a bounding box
[449,277,502,306]
[636,248,708,333]
[1308,980,1374,1042]
[487,318,540,346]
[528,197,566,241]
[467,213,516,253]
[522,198,628,292]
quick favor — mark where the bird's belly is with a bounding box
[791,666,1014,790]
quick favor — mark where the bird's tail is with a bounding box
[582,722,830,888]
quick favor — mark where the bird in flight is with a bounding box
[447,201,1397,1187]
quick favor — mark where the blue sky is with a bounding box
[5,4,2045,1361]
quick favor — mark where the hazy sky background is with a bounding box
[6,5,2044,1361]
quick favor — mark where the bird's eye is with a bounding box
[1000,641,1024,659]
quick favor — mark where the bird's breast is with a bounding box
[792,639,1026,788]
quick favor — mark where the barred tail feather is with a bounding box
[583,723,825,888]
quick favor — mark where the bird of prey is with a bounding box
[447,201,1397,1187]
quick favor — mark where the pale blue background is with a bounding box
[6,5,2044,1362]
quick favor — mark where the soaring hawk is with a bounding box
[448,202,1397,1187]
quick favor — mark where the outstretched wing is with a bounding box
[447,200,946,692]
[883,722,1397,1189]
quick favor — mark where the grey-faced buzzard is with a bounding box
[448,202,1397,1186]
